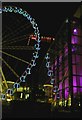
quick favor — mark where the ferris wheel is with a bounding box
[0,6,41,100]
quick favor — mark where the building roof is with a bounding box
[74,5,82,18]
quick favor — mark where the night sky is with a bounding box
[2,2,80,85]
[3,2,80,36]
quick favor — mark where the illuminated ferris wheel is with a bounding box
[0,6,41,99]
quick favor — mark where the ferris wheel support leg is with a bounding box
[0,67,8,89]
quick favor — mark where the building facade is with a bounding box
[51,5,82,108]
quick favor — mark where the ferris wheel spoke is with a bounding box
[2,46,34,50]
[3,23,32,43]
[3,22,31,40]
[2,26,15,40]
[0,57,19,78]
[0,50,31,65]
[2,31,8,42]
[3,11,31,31]
[2,32,33,46]
[2,34,27,45]
[0,67,8,89]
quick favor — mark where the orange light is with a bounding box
[31,36,37,40]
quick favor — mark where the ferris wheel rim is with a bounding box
[1,5,41,98]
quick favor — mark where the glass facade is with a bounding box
[51,7,82,108]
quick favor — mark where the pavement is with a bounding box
[2,100,81,119]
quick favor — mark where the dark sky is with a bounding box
[2,2,80,85]
[3,2,80,37]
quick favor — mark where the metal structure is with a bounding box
[51,5,82,109]
[0,5,41,101]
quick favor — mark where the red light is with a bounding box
[31,36,37,40]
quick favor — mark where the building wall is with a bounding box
[52,11,82,107]
[71,19,82,95]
